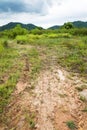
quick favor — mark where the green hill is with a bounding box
[48,21,87,29]
[48,25,61,30]
[0,22,43,31]
[73,21,87,28]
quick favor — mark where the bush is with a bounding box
[3,24,29,39]
[3,40,8,48]
[16,35,29,44]
[48,33,71,38]
[0,40,8,54]
[62,22,74,29]
[30,28,44,35]
[0,82,15,113]
[66,121,76,130]
[72,28,87,36]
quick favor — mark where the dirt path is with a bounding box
[31,67,87,130]
[1,66,87,130]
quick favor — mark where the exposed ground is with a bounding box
[0,41,87,130]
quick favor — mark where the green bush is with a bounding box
[30,28,44,35]
[62,22,74,29]
[71,28,87,36]
[3,24,28,39]
[48,33,71,38]
[0,40,8,54]
[66,121,76,130]
[16,34,30,44]
[0,82,15,113]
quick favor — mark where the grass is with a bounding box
[0,40,21,113]
[0,39,8,54]
[34,36,87,78]
[76,85,87,91]
[25,112,36,129]
[82,107,87,112]
[28,48,42,80]
[66,121,77,130]
[0,41,25,115]
[0,38,42,117]
[80,96,86,102]
[0,72,20,113]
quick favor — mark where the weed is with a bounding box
[80,96,86,102]
[25,112,36,129]
[82,107,87,112]
[29,120,35,129]
[58,93,67,98]
[76,85,87,91]
[28,48,42,80]
[0,72,20,113]
[66,121,76,130]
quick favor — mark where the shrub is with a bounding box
[62,22,74,29]
[72,28,87,36]
[0,40,8,54]
[66,121,76,130]
[48,33,71,38]
[16,35,29,44]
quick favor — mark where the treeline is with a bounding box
[0,22,87,39]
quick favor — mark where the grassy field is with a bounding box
[0,30,87,125]
[16,33,87,76]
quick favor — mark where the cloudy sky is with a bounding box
[0,0,87,28]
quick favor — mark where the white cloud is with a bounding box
[0,0,87,28]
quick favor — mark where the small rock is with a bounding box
[35,124,39,129]
[79,89,87,101]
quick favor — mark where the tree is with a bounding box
[63,22,74,29]
[7,24,28,38]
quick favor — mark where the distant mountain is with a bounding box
[72,21,87,28]
[0,22,43,31]
[0,21,87,31]
[48,25,61,30]
[48,21,87,30]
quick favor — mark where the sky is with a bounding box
[0,0,87,28]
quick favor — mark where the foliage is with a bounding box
[30,28,44,35]
[0,40,8,54]
[80,96,86,102]
[28,48,42,80]
[76,85,87,91]
[25,112,36,129]
[71,28,87,35]
[47,33,72,38]
[2,24,28,38]
[62,22,74,29]
[66,121,76,130]
[0,73,19,113]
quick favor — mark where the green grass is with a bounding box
[76,85,87,91]
[66,121,76,130]
[80,96,86,102]
[0,47,20,77]
[25,35,87,78]
[25,112,36,129]
[28,48,42,80]
[0,41,25,114]
[0,39,8,54]
[0,72,20,113]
